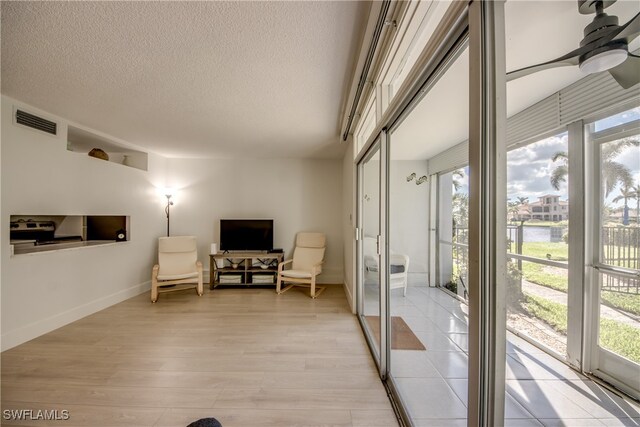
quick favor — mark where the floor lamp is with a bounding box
[165,194,173,237]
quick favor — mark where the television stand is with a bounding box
[209,252,284,289]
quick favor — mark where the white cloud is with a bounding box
[506,134,568,201]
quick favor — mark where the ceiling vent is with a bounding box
[15,109,57,135]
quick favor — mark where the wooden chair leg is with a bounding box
[151,265,159,303]
[197,275,203,297]
[151,282,158,303]
[276,273,282,294]
[310,276,316,299]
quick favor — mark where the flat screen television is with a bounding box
[220,219,273,251]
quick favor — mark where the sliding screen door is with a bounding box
[587,113,640,398]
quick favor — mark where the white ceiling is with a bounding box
[391,0,640,161]
[391,48,469,161]
[1,1,369,159]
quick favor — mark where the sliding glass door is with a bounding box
[357,136,387,373]
[385,41,471,425]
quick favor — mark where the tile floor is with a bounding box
[363,285,640,426]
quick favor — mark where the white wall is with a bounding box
[362,156,380,236]
[166,157,344,284]
[389,160,430,284]
[1,96,167,350]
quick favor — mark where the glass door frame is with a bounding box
[356,132,389,378]
[353,1,507,425]
[585,115,640,399]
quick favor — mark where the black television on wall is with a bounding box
[220,219,273,251]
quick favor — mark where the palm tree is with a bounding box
[508,200,520,221]
[507,197,529,221]
[453,192,469,228]
[633,185,640,225]
[550,151,569,191]
[613,186,637,225]
[550,137,639,196]
[452,169,465,191]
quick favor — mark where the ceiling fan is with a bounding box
[507,0,640,88]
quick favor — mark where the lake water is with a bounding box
[509,226,566,243]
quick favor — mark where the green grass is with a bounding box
[522,294,567,333]
[600,318,640,363]
[513,242,640,317]
[521,263,640,316]
[509,221,568,227]
[522,262,567,292]
[517,240,636,269]
[520,242,568,261]
[601,291,640,317]
[522,294,640,363]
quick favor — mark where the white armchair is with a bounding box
[151,236,203,303]
[363,236,409,296]
[276,232,326,298]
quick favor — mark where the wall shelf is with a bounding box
[67,125,148,171]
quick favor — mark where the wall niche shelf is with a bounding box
[10,214,129,256]
[67,125,148,171]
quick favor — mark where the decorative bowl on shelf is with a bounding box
[231,263,239,269]
[88,148,109,161]
[260,265,269,270]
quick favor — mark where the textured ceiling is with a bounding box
[1,1,369,158]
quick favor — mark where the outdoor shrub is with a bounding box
[444,280,458,294]
[507,260,524,307]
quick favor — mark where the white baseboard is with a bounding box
[343,279,354,313]
[1,281,151,351]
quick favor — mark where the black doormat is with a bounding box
[187,418,222,427]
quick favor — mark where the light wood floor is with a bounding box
[1,285,398,427]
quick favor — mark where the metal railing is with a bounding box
[449,225,639,294]
[601,226,639,294]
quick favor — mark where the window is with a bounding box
[439,166,469,299]
[506,131,569,357]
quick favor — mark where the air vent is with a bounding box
[15,109,57,135]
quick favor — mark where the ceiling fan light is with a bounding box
[579,48,627,74]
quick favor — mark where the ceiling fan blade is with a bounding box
[608,55,640,89]
[612,11,640,42]
[506,44,591,82]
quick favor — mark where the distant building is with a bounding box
[608,208,639,224]
[512,195,568,222]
